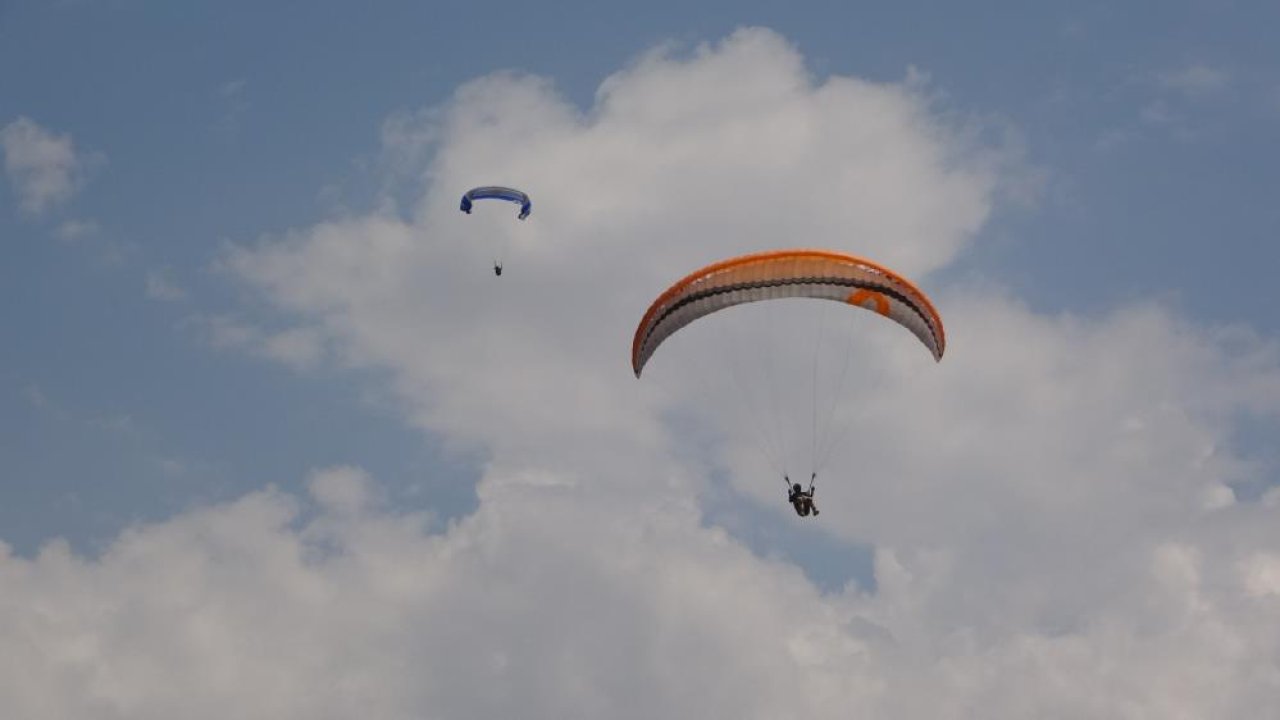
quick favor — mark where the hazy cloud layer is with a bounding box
[1156,63,1231,97]
[1,117,96,216]
[185,315,327,371]
[145,268,187,302]
[5,28,1278,718]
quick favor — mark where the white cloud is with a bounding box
[227,28,1001,471]
[0,470,856,719]
[2,455,1278,719]
[0,117,98,215]
[6,27,1279,718]
[212,27,1271,714]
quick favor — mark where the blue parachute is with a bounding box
[460,186,531,220]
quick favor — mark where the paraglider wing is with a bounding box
[632,249,945,377]
[460,186,532,220]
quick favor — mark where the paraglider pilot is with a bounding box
[786,474,819,517]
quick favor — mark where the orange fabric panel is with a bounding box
[632,249,945,373]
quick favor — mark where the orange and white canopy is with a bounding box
[632,249,945,377]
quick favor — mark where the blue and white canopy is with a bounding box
[460,186,531,220]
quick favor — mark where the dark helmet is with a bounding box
[792,483,803,493]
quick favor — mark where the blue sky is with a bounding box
[5,0,1275,552]
[3,3,1280,716]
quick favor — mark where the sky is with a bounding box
[3,1,1280,717]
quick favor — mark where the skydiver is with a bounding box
[786,474,819,517]
[493,262,503,276]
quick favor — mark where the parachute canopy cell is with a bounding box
[460,186,531,220]
[632,249,946,377]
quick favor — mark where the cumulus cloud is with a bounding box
[3,457,1279,718]
[1,117,98,216]
[0,469,854,719]
[215,28,1280,713]
[227,28,999,471]
[6,27,1280,718]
